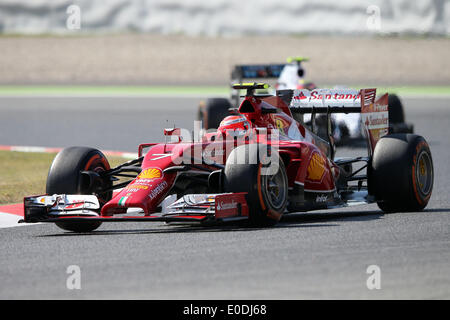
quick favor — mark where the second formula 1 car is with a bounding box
[22,83,433,232]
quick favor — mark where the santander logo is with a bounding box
[293,92,308,100]
[293,91,361,100]
[217,200,237,211]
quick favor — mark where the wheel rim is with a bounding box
[416,151,433,196]
[261,165,287,210]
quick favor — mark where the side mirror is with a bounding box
[164,128,182,143]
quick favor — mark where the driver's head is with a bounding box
[218,115,251,137]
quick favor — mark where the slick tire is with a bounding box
[369,134,433,213]
[46,146,111,232]
[197,98,232,130]
[224,144,288,227]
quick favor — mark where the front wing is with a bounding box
[21,193,249,225]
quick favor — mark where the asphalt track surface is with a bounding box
[0,96,449,299]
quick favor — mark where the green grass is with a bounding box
[0,150,127,205]
[0,85,229,96]
[358,86,450,96]
[0,85,449,97]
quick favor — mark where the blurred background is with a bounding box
[1,1,450,300]
[0,0,449,86]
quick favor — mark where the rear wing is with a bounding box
[231,64,286,80]
[287,88,367,113]
[231,63,286,106]
[278,88,389,154]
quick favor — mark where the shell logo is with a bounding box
[138,168,162,180]
[307,153,326,181]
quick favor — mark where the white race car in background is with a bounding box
[198,56,413,145]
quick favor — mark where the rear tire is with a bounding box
[224,145,288,226]
[370,134,433,213]
[46,146,111,232]
[197,98,232,130]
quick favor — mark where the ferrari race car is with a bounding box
[198,57,413,144]
[21,83,433,232]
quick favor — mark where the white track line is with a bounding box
[0,212,35,229]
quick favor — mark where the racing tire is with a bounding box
[388,94,405,124]
[197,98,232,130]
[224,144,288,227]
[369,134,433,213]
[46,146,112,232]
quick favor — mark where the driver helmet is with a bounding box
[218,115,251,137]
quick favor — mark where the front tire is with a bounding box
[46,146,111,232]
[224,145,288,226]
[370,134,433,213]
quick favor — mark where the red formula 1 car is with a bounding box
[22,83,434,232]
